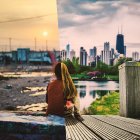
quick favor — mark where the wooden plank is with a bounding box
[82,115,139,140]
[109,116,140,126]
[66,117,102,140]
[93,115,140,136]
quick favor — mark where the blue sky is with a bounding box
[57,0,140,57]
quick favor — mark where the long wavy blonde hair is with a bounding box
[61,63,78,99]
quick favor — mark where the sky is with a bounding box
[0,0,59,51]
[57,0,140,57]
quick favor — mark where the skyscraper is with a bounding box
[89,46,97,57]
[132,52,139,61]
[60,50,67,61]
[116,33,125,55]
[110,48,114,58]
[104,42,110,51]
[101,42,111,65]
[66,44,70,59]
[124,46,126,56]
[89,46,97,66]
[80,47,87,66]
[70,49,75,61]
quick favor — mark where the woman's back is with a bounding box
[46,80,64,116]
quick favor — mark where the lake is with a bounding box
[74,80,119,110]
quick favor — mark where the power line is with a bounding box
[0,13,57,24]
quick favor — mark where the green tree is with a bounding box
[72,57,80,73]
[63,59,75,74]
[96,61,109,74]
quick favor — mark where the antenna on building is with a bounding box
[9,38,12,52]
[34,37,36,51]
[121,25,123,34]
[46,40,48,51]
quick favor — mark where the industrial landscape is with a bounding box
[0,31,139,72]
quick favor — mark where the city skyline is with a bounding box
[57,0,140,57]
[0,0,59,51]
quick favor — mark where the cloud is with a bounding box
[57,1,118,28]
[57,0,140,29]
[57,0,140,57]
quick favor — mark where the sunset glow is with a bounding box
[0,0,59,51]
[43,31,48,37]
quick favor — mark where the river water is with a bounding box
[74,80,119,110]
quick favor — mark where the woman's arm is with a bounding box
[46,84,49,103]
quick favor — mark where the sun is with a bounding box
[43,31,48,36]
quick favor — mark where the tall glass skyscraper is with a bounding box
[66,44,70,59]
[101,42,111,65]
[116,34,125,54]
[80,47,87,66]
[89,47,97,57]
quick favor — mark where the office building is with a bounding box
[70,49,75,61]
[101,42,111,65]
[60,50,67,61]
[89,46,97,66]
[116,33,125,55]
[132,52,139,61]
[66,44,70,60]
[124,46,126,56]
[80,47,87,66]
[89,47,97,57]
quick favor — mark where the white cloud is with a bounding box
[57,0,140,57]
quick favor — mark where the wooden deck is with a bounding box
[66,115,140,140]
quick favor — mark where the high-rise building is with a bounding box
[104,42,110,51]
[132,52,139,61]
[124,46,126,56]
[60,50,67,61]
[80,47,87,66]
[70,49,75,61]
[116,33,125,55]
[89,46,97,57]
[66,44,70,59]
[101,42,111,65]
[89,46,97,66]
[110,48,114,58]
[110,48,115,65]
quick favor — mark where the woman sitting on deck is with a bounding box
[46,62,83,121]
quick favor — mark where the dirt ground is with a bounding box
[0,72,54,112]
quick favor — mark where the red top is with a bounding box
[46,80,64,116]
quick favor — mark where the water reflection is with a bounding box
[89,90,96,98]
[74,80,119,110]
[79,90,86,98]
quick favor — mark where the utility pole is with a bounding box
[35,37,36,51]
[9,38,12,52]
[46,40,48,51]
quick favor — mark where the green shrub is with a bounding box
[88,92,119,115]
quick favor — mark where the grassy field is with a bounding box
[71,73,119,81]
[107,75,119,81]
[88,92,119,115]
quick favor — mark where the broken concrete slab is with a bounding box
[0,112,66,140]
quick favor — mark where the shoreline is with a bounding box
[72,79,119,82]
